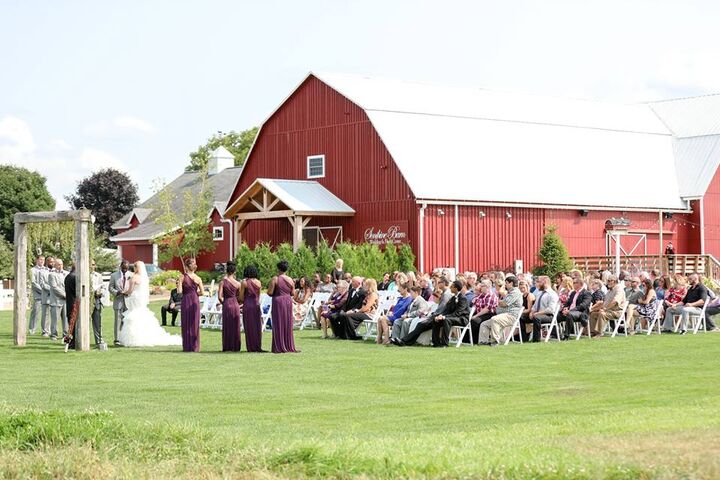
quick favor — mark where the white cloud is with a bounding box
[0,115,128,209]
[83,115,156,136]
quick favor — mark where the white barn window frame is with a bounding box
[307,154,325,179]
[212,226,224,241]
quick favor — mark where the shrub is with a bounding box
[356,243,384,281]
[334,242,358,276]
[254,243,278,287]
[150,270,182,288]
[235,242,256,273]
[533,225,573,279]
[315,239,335,276]
[0,237,12,279]
[382,243,399,276]
[397,244,416,273]
[292,243,317,279]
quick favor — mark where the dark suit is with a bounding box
[432,293,471,347]
[558,289,592,336]
[330,287,366,339]
[64,270,77,348]
[161,289,183,326]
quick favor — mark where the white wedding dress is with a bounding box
[117,262,182,347]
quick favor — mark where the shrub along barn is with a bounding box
[224,73,720,274]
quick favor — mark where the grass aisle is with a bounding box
[1,300,719,478]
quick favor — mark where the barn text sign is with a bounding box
[361,221,409,245]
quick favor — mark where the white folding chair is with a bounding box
[359,296,398,340]
[541,304,562,342]
[610,302,630,338]
[690,301,709,334]
[199,294,219,328]
[300,292,331,330]
[639,300,663,335]
[502,310,524,346]
[449,306,476,348]
[259,293,272,331]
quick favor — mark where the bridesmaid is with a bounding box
[177,258,203,352]
[219,261,242,352]
[239,265,265,352]
[267,260,299,353]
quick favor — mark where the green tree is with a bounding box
[356,243,384,281]
[292,243,317,280]
[334,242,358,276]
[186,128,259,172]
[533,225,573,279]
[0,237,12,279]
[65,168,139,244]
[315,239,335,276]
[153,167,216,268]
[382,243,399,275]
[0,165,55,243]
[234,242,257,273]
[253,243,279,287]
[397,244,416,273]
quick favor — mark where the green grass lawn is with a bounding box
[1,300,719,479]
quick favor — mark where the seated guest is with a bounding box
[342,272,353,283]
[588,275,626,337]
[330,276,365,338]
[377,272,391,291]
[465,272,478,303]
[393,277,451,346]
[388,272,406,291]
[292,276,314,326]
[405,271,417,288]
[377,283,412,344]
[161,287,183,326]
[467,280,499,344]
[418,275,433,301]
[632,278,658,332]
[703,294,720,332]
[391,286,429,341]
[431,280,471,347]
[662,276,685,313]
[623,277,644,332]
[556,275,573,307]
[319,280,349,338]
[559,277,592,339]
[662,273,707,334]
[334,278,378,340]
[493,279,507,298]
[316,273,336,293]
[518,279,536,332]
[478,276,524,346]
[520,275,559,342]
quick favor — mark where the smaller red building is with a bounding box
[110,147,241,272]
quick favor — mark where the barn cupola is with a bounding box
[208,146,235,175]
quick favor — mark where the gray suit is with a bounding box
[91,271,106,345]
[28,266,47,334]
[48,269,68,338]
[391,295,429,340]
[108,270,128,343]
[39,266,53,335]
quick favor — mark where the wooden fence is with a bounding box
[570,254,720,279]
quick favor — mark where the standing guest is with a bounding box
[239,265,265,352]
[63,264,78,349]
[432,280,471,347]
[478,276,524,346]
[332,259,345,283]
[292,276,314,326]
[391,286,429,341]
[559,278,592,339]
[588,275,626,337]
[219,261,242,352]
[467,280,499,344]
[378,272,391,291]
[632,279,658,332]
[90,261,107,347]
[319,280,349,338]
[335,278,379,340]
[376,283,412,345]
[316,273,335,293]
[665,242,676,255]
[39,256,55,337]
[520,275,559,342]
[161,287,183,326]
[48,259,68,340]
[662,273,707,334]
[177,258,203,352]
[29,255,46,335]
[268,260,299,353]
[108,260,130,346]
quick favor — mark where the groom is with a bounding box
[109,260,130,346]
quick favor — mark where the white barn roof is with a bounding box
[312,72,712,211]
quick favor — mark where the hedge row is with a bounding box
[234,240,415,287]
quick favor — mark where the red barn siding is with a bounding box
[119,242,153,264]
[231,76,418,251]
[702,168,720,258]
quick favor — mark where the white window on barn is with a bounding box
[212,226,224,241]
[307,155,325,179]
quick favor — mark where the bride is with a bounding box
[117,261,182,347]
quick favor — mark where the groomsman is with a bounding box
[39,256,55,337]
[161,288,182,326]
[28,255,46,335]
[48,259,69,340]
[91,260,107,347]
[109,260,130,346]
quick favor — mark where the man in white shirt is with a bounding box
[39,256,55,337]
[91,261,107,347]
[519,275,559,342]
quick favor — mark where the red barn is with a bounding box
[223,73,720,274]
[111,147,241,272]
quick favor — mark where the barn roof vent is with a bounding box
[208,146,235,176]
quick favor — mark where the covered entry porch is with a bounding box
[224,178,355,251]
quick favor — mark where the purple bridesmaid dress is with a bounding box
[243,280,264,352]
[221,279,241,352]
[271,276,298,353]
[181,274,200,352]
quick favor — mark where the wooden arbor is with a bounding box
[13,209,93,351]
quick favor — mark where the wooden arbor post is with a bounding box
[13,209,94,351]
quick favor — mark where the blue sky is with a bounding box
[1,0,719,208]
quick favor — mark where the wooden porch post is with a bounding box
[12,220,28,346]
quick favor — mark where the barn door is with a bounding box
[606,233,647,256]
